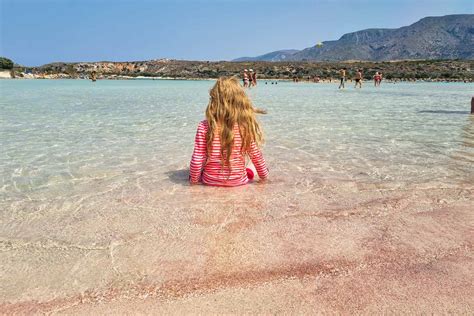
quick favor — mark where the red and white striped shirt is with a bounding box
[189,120,269,186]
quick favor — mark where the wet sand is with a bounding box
[1,167,473,314]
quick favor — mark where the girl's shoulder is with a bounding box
[197,120,209,130]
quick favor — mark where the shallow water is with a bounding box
[0,79,473,313]
[1,80,472,199]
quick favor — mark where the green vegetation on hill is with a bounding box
[33,59,474,81]
[0,57,14,69]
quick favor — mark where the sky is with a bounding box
[1,0,473,66]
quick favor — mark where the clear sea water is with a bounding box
[1,79,472,200]
[0,79,473,306]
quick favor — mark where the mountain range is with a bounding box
[234,14,474,62]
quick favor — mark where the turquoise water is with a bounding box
[1,79,473,306]
[1,79,472,202]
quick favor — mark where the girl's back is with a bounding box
[190,120,267,186]
[189,77,268,186]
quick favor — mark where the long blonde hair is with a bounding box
[205,76,266,166]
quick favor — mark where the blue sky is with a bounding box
[1,0,473,66]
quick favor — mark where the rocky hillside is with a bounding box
[18,59,473,81]
[234,14,474,61]
[234,50,299,62]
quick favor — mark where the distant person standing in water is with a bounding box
[90,70,97,82]
[373,72,381,87]
[251,70,257,86]
[379,72,383,86]
[355,69,363,88]
[248,69,254,87]
[338,67,346,89]
[243,69,249,87]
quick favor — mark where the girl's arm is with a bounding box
[189,121,208,184]
[248,141,269,179]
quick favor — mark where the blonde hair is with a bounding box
[205,76,266,166]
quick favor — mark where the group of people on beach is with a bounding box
[242,69,257,88]
[338,68,383,89]
[241,67,383,89]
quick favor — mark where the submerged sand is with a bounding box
[1,167,473,314]
[1,80,473,314]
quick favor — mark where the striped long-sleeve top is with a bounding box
[189,120,269,186]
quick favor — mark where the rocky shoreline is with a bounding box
[3,59,473,82]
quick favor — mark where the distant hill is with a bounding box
[234,50,299,62]
[233,14,474,61]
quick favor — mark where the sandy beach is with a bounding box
[0,71,12,79]
[2,178,473,314]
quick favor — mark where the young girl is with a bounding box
[189,77,269,186]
